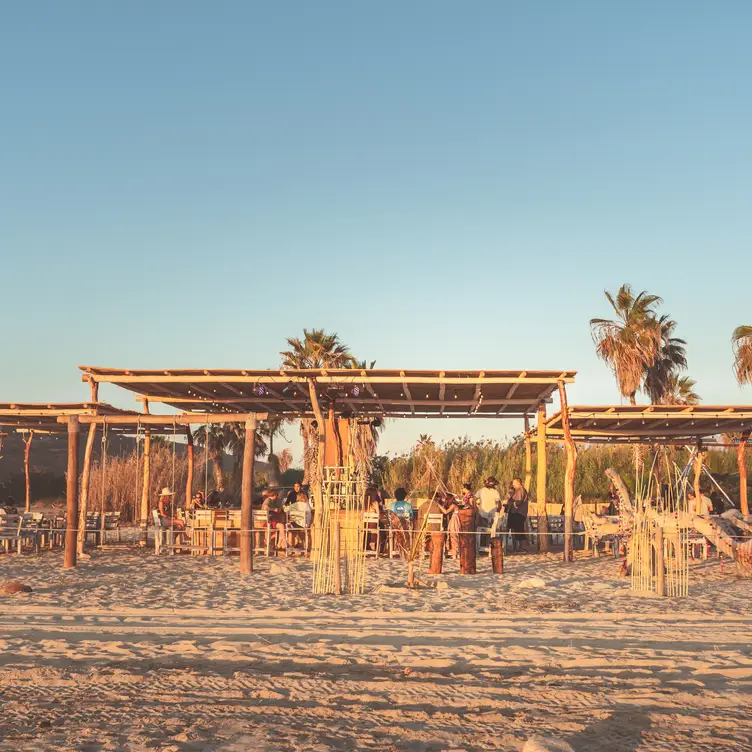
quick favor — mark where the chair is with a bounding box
[362,511,383,557]
[85,512,102,547]
[253,510,272,557]
[103,512,121,543]
[0,515,22,554]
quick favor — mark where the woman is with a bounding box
[261,490,287,551]
[284,491,312,549]
[365,486,388,554]
[443,492,465,558]
[507,477,529,551]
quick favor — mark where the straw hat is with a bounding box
[159,487,175,497]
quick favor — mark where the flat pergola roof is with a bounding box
[80,367,577,418]
[541,405,752,444]
[0,403,129,435]
[0,403,229,437]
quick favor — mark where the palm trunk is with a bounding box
[211,448,224,491]
[629,393,637,406]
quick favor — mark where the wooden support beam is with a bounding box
[438,383,445,415]
[496,382,520,415]
[88,378,99,403]
[76,423,97,555]
[558,382,577,563]
[66,413,269,426]
[23,430,34,513]
[140,428,151,545]
[536,403,549,553]
[240,416,257,574]
[739,431,750,516]
[64,417,80,569]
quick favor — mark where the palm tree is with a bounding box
[280,329,356,370]
[224,425,268,491]
[643,315,688,404]
[662,375,700,405]
[732,326,752,386]
[193,424,228,491]
[280,329,356,485]
[590,285,663,405]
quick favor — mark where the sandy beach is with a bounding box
[1,548,750,751]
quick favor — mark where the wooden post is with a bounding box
[64,417,80,569]
[185,427,194,510]
[491,537,504,574]
[23,430,34,513]
[738,431,750,516]
[140,427,151,545]
[76,423,97,555]
[308,380,327,560]
[558,382,577,563]
[536,403,549,553]
[457,507,477,575]
[524,417,532,495]
[88,378,99,403]
[240,416,257,574]
[333,520,342,594]
[654,526,665,597]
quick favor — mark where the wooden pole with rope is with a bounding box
[23,430,34,513]
[308,380,327,561]
[185,427,194,510]
[524,417,532,496]
[536,402,549,553]
[558,381,577,563]
[140,427,151,545]
[76,422,98,555]
[64,417,80,569]
[738,431,750,516]
[240,415,257,574]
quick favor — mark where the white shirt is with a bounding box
[286,500,312,528]
[476,487,501,517]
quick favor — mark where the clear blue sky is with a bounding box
[2,1,751,459]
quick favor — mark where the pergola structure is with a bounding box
[75,367,579,568]
[533,404,752,518]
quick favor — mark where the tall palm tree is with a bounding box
[280,329,356,485]
[193,424,228,491]
[280,329,356,370]
[732,326,752,386]
[590,285,663,405]
[224,424,268,491]
[662,374,700,405]
[643,315,688,404]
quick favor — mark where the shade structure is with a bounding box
[541,405,752,445]
[79,367,577,419]
[0,403,131,434]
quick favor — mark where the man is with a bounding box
[507,477,529,551]
[285,482,306,506]
[389,487,415,520]
[476,477,502,525]
[688,490,713,518]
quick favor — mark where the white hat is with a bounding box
[159,487,175,497]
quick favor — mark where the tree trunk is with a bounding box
[140,428,151,545]
[629,393,637,406]
[211,447,224,491]
[240,417,257,575]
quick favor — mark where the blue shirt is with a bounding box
[389,500,415,519]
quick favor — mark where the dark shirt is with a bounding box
[508,487,529,517]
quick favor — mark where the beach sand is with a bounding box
[1,546,750,751]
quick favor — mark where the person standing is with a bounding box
[476,477,502,525]
[507,477,529,551]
